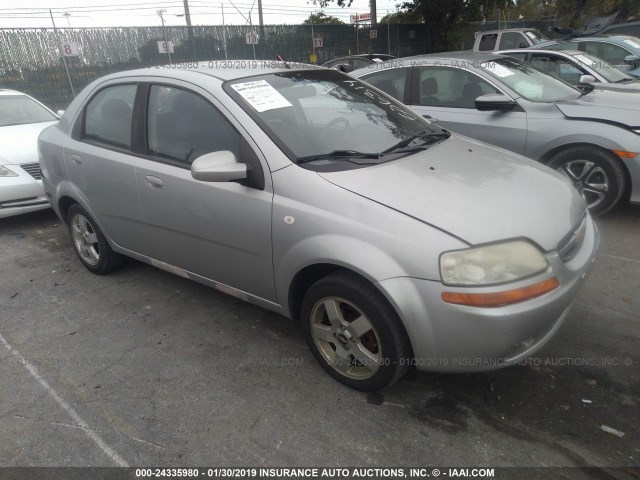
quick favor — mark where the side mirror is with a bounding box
[624,55,640,66]
[579,74,596,85]
[335,63,354,73]
[56,110,65,117]
[475,94,517,111]
[191,151,247,182]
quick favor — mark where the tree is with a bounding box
[313,0,514,50]
[379,10,423,24]
[303,11,345,24]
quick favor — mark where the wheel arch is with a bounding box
[538,142,632,201]
[288,262,415,358]
[58,195,78,222]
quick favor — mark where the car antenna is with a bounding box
[277,55,290,69]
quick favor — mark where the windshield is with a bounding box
[524,30,548,44]
[225,69,440,164]
[0,95,57,127]
[481,58,581,102]
[569,52,633,82]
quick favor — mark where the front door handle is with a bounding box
[70,154,82,164]
[422,115,439,123]
[145,175,163,189]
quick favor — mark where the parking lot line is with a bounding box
[0,332,129,467]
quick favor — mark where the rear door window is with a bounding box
[361,68,408,101]
[478,33,498,51]
[83,84,137,150]
[499,32,529,49]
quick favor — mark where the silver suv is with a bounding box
[39,63,597,391]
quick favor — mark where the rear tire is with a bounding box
[301,272,412,391]
[548,146,626,216]
[67,204,124,275]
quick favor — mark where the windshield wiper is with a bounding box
[614,78,635,83]
[296,150,381,165]
[383,130,451,154]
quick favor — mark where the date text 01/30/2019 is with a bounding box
[134,467,496,478]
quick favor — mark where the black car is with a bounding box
[322,54,396,73]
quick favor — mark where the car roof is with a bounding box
[478,28,541,34]
[498,48,584,56]
[96,60,317,83]
[404,51,504,62]
[349,51,505,77]
[543,35,639,43]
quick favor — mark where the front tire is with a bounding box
[301,272,412,391]
[67,204,124,275]
[548,146,626,216]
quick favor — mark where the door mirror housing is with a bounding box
[475,94,517,111]
[191,151,247,182]
[335,63,354,73]
[624,55,640,65]
[579,74,596,85]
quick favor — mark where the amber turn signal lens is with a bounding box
[441,277,560,308]
[612,150,639,159]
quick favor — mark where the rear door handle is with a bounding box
[145,175,163,189]
[70,154,82,164]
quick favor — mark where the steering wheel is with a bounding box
[324,117,352,142]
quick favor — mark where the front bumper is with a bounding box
[0,164,50,219]
[377,215,599,372]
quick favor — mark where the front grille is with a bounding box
[20,162,42,180]
[557,214,587,262]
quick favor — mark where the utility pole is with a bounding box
[221,4,228,60]
[257,0,264,27]
[49,9,75,97]
[370,0,377,27]
[183,0,192,26]
[157,9,172,65]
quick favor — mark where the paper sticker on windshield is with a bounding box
[623,39,640,49]
[485,63,515,78]
[525,31,536,39]
[372,58,383,63]
[230,80,292,112]
[573,54,595,66]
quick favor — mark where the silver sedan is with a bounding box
[353,52,640,216]
[39,62,597,391]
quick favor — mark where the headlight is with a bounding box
[440,240,549,286]
[0,165,18,177]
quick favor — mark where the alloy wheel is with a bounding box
[71,213,100,266]
[309,296,382,380]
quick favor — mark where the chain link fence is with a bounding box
[0,24,435,110]
[0,21,561,110]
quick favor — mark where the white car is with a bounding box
[1,89,58,219]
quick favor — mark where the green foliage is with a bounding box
[379,10,423,24]
[303,12,345,24]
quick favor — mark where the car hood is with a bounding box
[555,90,640,127]
[593,82,640,93]
[0,121,57,166]
[318,135,585,251]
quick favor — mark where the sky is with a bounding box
[0,0,402,28]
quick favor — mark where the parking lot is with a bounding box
[0,206,638,473]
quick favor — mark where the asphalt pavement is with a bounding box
[0,206,638,477]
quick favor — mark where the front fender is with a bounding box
[526,121,637,162]
[274,233,409,315]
